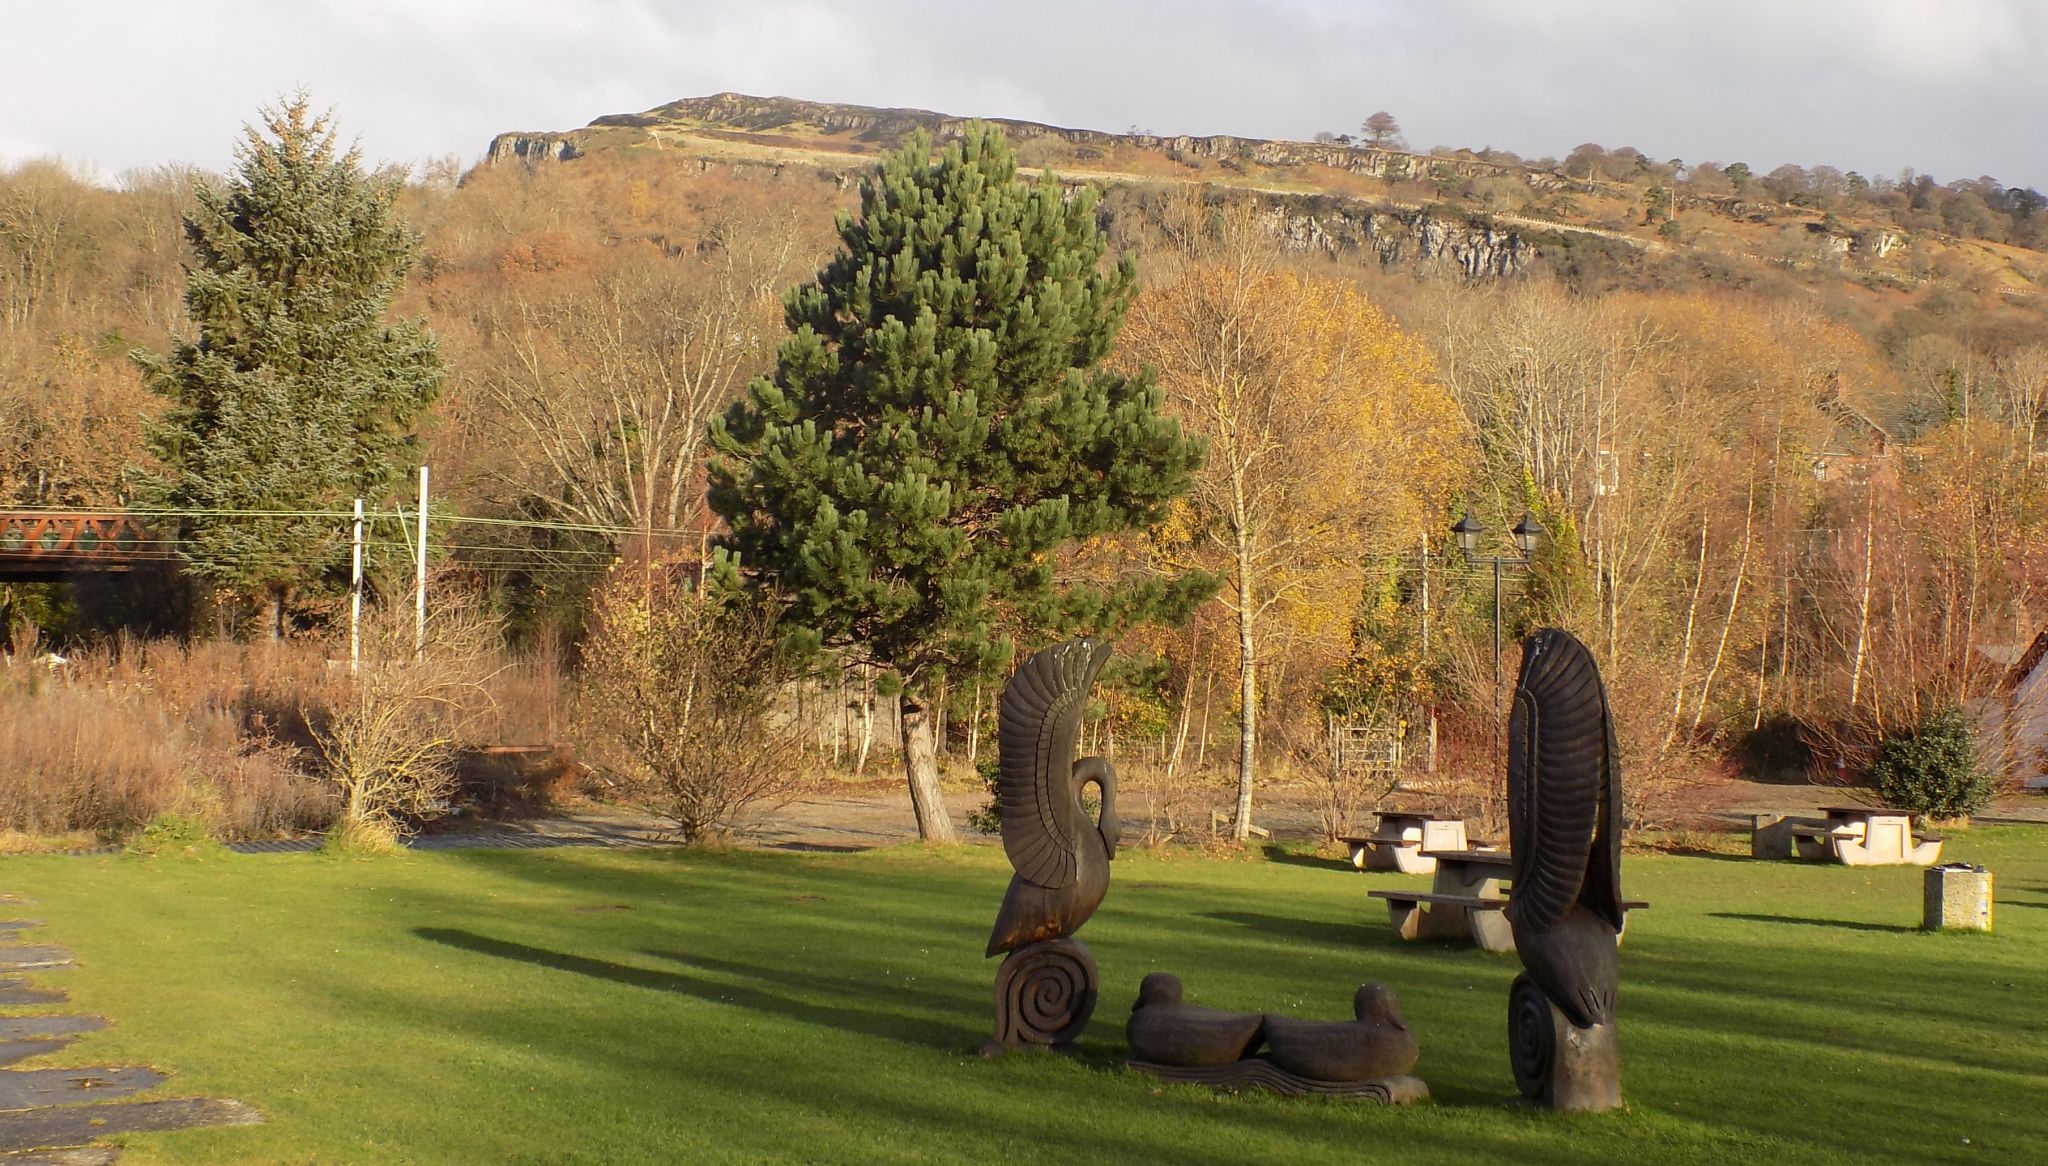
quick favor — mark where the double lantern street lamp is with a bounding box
[1450,510,1546,782]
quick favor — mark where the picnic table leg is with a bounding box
[1385,899,1425,940]
[1832,822,1877,866]
[1416,903,1473,941]
[1750,813,1796,859]
[1791,826,1834,862]
[1469,909,1515,953]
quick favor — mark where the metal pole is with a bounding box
[350,498,364,676]
[1493,556,1503,790]
[1421,528,1435,772]
[415,465,429,658]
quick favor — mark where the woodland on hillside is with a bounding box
[1,112,2043,845]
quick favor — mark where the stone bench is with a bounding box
[1367,890,1514,951]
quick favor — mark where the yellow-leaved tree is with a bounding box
[1123,226,1468,840]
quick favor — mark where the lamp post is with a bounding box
[1452,509,1546,782]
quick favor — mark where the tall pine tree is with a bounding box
[709,125,1211,842]
[138,97,441,637]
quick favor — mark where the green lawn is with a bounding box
[2,828,2044,1164]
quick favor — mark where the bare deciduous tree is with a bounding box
[487,212,807,547]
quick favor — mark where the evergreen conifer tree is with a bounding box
[709,125,1210,842]
[138,96,441,637]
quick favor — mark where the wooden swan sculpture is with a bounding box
[981,638,1118,1054]
[1505,627,1626,1111]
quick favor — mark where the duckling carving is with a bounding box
[982,639,1117,1055]
[1125,975,1429,1103]
[1261,984,1420,1083]
[1125,973,1264,1067]
[1505,627,1626,1112]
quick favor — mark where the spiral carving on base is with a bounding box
[1508,974,1556,1098]
[986,937,1098,1054]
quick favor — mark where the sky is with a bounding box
[7,0,2048,189]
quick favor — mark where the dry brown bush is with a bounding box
[316,598,506,849]
[575,568,803,844]
[0,639,334,840]
[0,602,553,843]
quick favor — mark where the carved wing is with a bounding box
[997,639,1111,889]
[1506,628,1625,933]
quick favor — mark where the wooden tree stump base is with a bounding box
[1508,974,1621,1112]
[981,937,1097,1057]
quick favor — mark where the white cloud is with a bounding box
[2,0,2045,187]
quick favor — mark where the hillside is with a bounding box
[482,92,2048,336]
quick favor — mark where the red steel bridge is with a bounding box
[0,513,170,582]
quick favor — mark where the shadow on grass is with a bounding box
[1706,911,1916,934]
[1198,910,1370,949]
[1257,845,1353,872]
[416,927,983,1052]
[1650,849,1758,864]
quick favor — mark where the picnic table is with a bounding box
[1367,847,1515,952]
[1366,848,1645,952]
[1751,807,1943,866]
[1340,811,1471,875]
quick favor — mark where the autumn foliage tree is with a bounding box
[1124,216,1468,840]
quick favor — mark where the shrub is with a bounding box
[0,642,334,840]
[967,751,1001,835]
[126,813,222,858]
[316,596,503,842]
[1870,707,1992,819]
[576,566,804,844]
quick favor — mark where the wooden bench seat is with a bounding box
[1367,890,1506,909]
[1369,889,1648,953]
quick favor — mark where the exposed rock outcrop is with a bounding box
[603,93,1532,186]
[486,133,582,166]
[485,94,1538,279]
[1264,202,1530,277]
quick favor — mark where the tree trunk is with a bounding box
[1849,490,1875,712]
[1691,478,1756,732]
[900,693,958,844]
[1232,542,1258,843]
[1660,514,1709,755]
[267,587,287,642]
[1164,625,1197,783]
[856,667,875,775]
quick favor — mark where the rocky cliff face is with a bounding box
[487,93,1538,279]
[1264,203,1530,277]
[486,133,582,166]
[602,93,1531,185]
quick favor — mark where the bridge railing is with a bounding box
[0,513,172,580]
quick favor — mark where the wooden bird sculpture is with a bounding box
[981,638,1117,1054]
[1504,627,1626,1111]
[1125,973,1265,1067]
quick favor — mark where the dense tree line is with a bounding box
[2,112,2043,835]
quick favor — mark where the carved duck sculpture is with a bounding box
[1506,628,1626,1029]
[1125,973,1266,1067]
[1260,984,1420,1082]
[986,639,1119,958]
